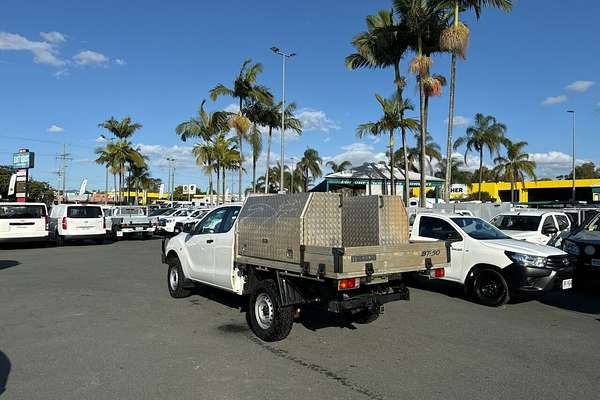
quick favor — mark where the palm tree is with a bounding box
[210,60,273,200]
[394,0,448,206]
[192,143,216,205]
[128,163,151,205]
[346,9,411,198]
[414,132,443,175]
[297,148,322,192]
[437,0,512,202]
[357,94,419,196]
[98,116,143,204]
[246,125,262,192]
[434,157,471,184]
[212,134,240,204]
[326,160,352,173]
[454,113,507,200]
[493,139,536,203]
[94,144,120,204]
[94,140,144,204]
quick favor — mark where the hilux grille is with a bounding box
[546,255,571,269]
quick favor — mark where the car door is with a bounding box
[415,216,465,282]
[183,207,230,283]
[211,207,241,291]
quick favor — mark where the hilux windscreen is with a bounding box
[0,205,46,219]
[490,215,541,231]
[67,207,103,218]
[452,217,509,240]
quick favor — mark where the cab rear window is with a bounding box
[67,206,103,218]
[0,205,46,219]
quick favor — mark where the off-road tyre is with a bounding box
[248,279,293,342]
[167,257,191,298]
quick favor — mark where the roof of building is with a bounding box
[324,163,443,182]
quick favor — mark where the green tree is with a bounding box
[192,143,217,204]
[434,157,472,184]
[326,160,352,173]
[247,125,263,193]
[357,94,419,195]
[437,0,512,201]
[297,148,322,192]
[493,139,537,203]
[346,9,412,199]
[210,59,273,200]
[454,113,507,199]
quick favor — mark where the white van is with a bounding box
[0,202,49,244]
[49,204,106,245]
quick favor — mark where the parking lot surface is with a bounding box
[1,239,599,400]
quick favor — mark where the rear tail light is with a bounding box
[429,268,445,278]
[62,217,67,230]
[45,216,49,231]
[338,278,360,290]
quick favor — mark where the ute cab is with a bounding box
[49,204,106,245]
[0,202,49,244]
[410,213,573,306]
[490,210,571,245]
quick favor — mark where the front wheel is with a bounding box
[167,258,191,298]
[248,279,293,342]
[471,269,510,307]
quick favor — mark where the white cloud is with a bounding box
[47,124,64,133]
[324,143,386,167]
[323,137,331,143]
[297,109,340,133]
[445,115,470,127]
[136,143,195,169]
[0,31,65,66]
[224,103,239,113]
[565,80,595,93]
[40,31,66,44]
[95,135,107,143]
[73,50,109,66]
[541,95,567,105]
[529,151,590,178]
[115,58,126,66]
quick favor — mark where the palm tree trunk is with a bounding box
[418,39,427,208]
[215,163,220,206]
[510,164,515,203]
[389,129,395,196]
[478,148,484,201]
[127,165,131,205]
[402,130,410,203]
[265,128,272,193]
[208,170,213,206]
[222,166,226,204]
[445,53,457,202]
[238,97,243,201]
[113,173,117,205]
[252,155,257,193]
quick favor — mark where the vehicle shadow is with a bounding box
[0,242,50,250]
[189,284,243,310]
[0,351,10,396]
[297,305,357,331]
[0,261,20,271]
[539,290,600,315]
[405,276,468,301]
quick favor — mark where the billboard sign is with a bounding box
[13,152,35,169]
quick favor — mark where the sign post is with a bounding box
[12,149,35,203]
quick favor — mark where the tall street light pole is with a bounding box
[166,157,175,202]
[271,46,296,194]
[567,110,576,203]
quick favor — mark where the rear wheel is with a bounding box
[167,257,191,298]
[472,269,510,307]
[248,279,293,342]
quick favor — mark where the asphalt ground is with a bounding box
[1,239,599,400]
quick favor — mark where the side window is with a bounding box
[542,216,556,230]
[555,215,570,230]
[219,207,241,233]
[192,208,229,235]
[418,216,461,241]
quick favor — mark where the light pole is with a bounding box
[166,157,175,202]
[271,46,296,194]
[567,110,576,203]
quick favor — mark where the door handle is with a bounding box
[451,248,463,252]
[206,239,214,244]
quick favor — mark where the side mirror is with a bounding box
[201,227,215,234]
[182,223,193,234]
[543,226,558,235]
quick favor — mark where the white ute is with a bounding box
[162,194,450,341]
[410,213,573,306]
[490,210,571,245]
[0,202,49,244]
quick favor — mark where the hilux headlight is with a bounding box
[563,240,580,256]
[505,251,547,268]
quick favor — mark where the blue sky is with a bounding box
[1,0,599,192]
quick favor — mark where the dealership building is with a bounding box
[470,179,600,203]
